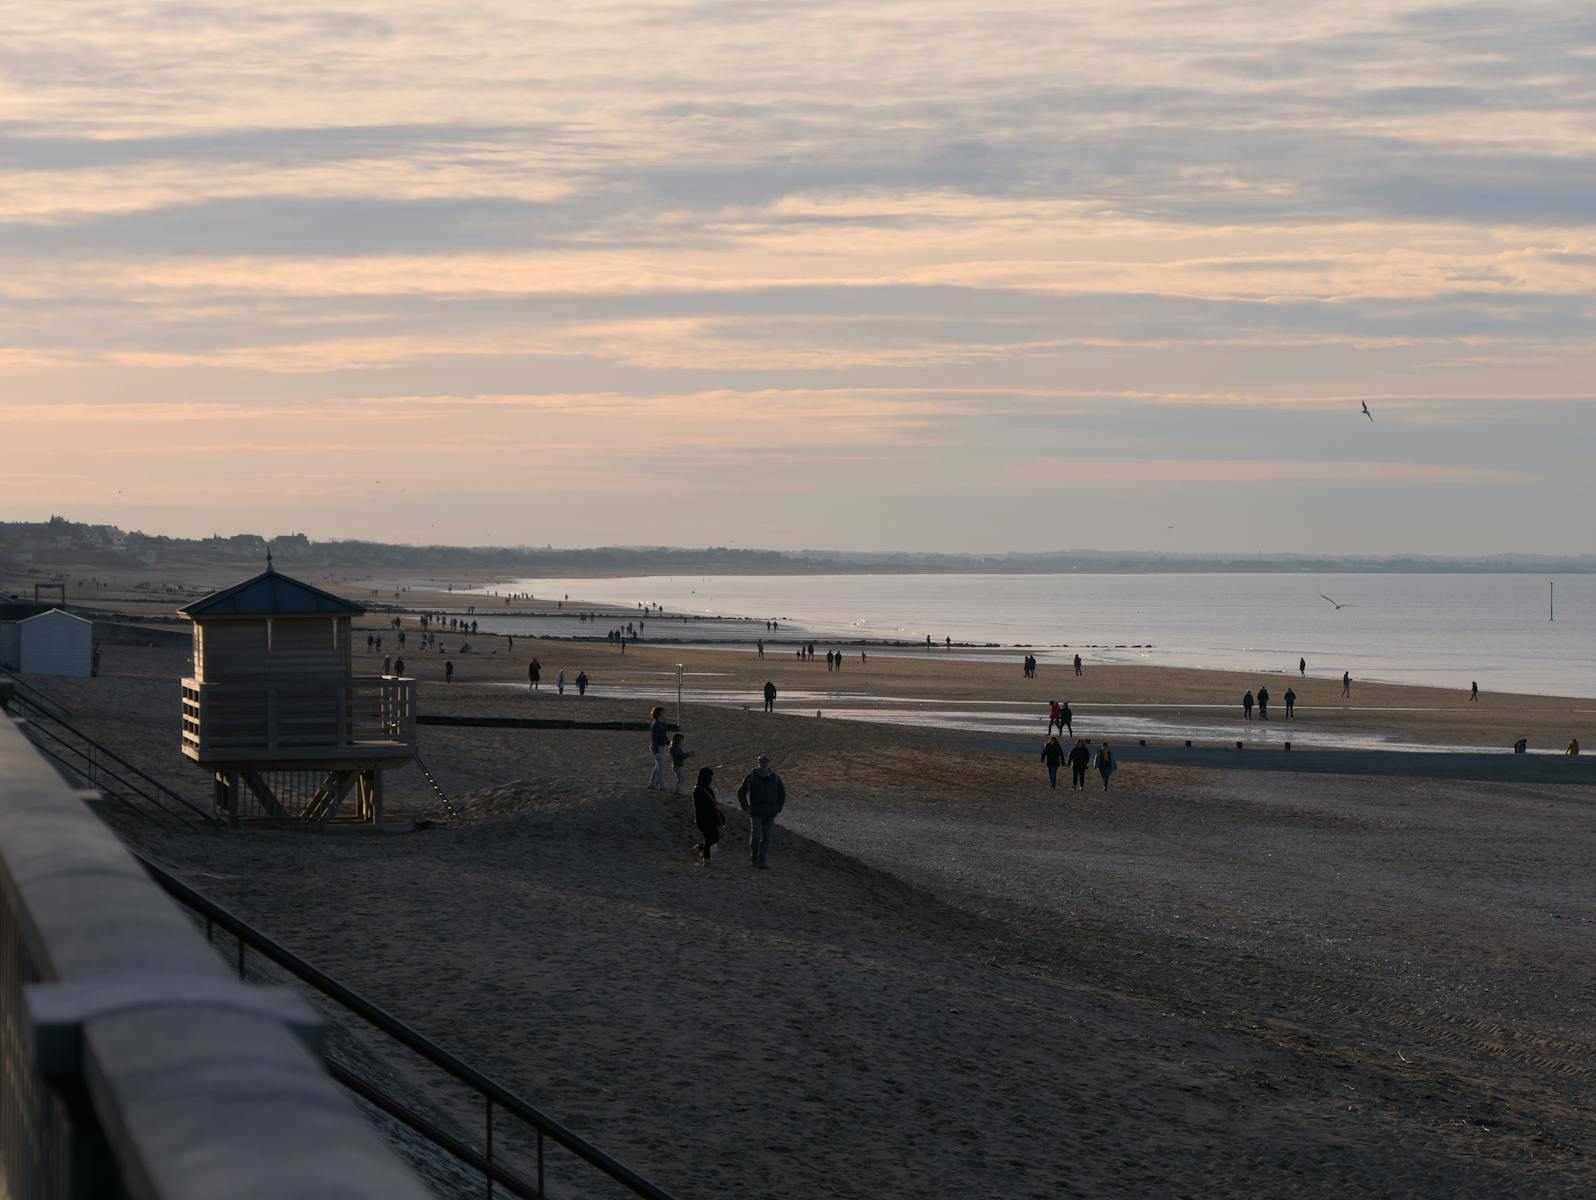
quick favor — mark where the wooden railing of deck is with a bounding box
[181,675,415,762]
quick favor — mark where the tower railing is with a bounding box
[181,674,415,762]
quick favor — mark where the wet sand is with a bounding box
[20,612,1596,1197]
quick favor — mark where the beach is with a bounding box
[15,578,1592,1198]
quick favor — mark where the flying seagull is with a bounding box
[1320,594,1353,610]
[1361,401,1373,421]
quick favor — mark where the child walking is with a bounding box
[669,732,692,793]
[691,766,725,866]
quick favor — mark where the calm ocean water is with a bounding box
[485,573,1596,699]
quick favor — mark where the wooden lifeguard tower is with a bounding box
[178,557,415,826]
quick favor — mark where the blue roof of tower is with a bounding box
[179,565,365,618]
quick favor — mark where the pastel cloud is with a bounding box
[1,0,1593,552]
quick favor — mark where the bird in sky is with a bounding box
[1361,401,1373,421]
[1320,594,1353,610]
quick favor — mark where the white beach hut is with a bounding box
[18,609,94,677]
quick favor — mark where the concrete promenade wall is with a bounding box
[0,710,433,1200]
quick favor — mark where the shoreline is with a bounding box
[439,571,1596,701]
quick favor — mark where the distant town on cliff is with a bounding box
[3,516,1593,578]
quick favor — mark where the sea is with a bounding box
[470,572,1596,700]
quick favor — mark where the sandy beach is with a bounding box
[13,582,1596,1197]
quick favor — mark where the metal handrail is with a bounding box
[19,733,166,830]
[327,1062,541,1199]
[138,855,678,1200]
[0,666,73,720]
[9,692,216,828]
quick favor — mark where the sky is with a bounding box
[2,1,1594,555]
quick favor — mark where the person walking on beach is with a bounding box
[1095,742,1117,791]
[647,706,669,790]
[691,766,725,866]
[1257,686,1270,720]
[1242,691,1254,720]
[1471,681,1478,701]
[1567,739,1580,756]
[1299,656,1306,677]
[1342,671,1351,698]
[576,670,588,697]
[394,656,405,675]
[763,681,777,713]
[1048,700,1062,735]
[445,660,454,684]
[757,637,765,660]
[1284,687,1296,718]
[1074,654,1083,676]
[557,669,566,695]
[528,659,540,691]
[669,732,692,793]
[1067,738,1091,790]
[737,754,786,869]
[1060,701,1073,735]
[1041,736,1065,788]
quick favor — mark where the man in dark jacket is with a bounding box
[763,680,777,713]
[1041,736,1065,788]
[1066,739,1091,790]
[737,754,786,868]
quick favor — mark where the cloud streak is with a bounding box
[1,0,1593,551]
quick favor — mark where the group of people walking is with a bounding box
[1041,736,1115,791]
[1241,685,1296,719]
[527,658,588,695]
[648,707,787,870]
[1047,699,1073,735]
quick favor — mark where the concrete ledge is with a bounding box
[29,975,321,1075]
[0,713,432,1200]
[85,1009,431,1200]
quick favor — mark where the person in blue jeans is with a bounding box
[737,753,787,869]
[647,706,669,790]
[1041,736,1065,788]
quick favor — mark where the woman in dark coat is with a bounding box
[691,766,725,866]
